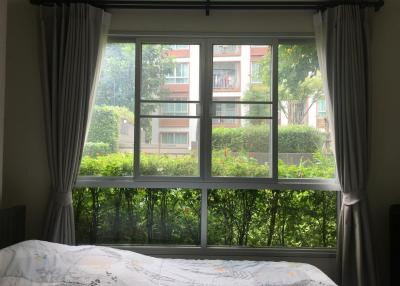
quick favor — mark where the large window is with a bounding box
[77,37,338,249]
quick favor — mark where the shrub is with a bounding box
[83,142,112,157]
[87,106,120,152]
[86,106,135,153]
[212,125,270,153]
[278,125,324,153]
[212,124,324,154]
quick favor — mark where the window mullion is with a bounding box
[200,187,208,248]
[202,39,213,180]
[133,38,142,180]
[272,39,279,182]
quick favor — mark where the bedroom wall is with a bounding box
[2,0,400,284]
[3,0,50,238]
[368,0,400,285]
[0,0,7,206]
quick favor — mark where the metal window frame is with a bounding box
[76,33,341,255]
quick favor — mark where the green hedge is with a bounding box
[86,106,135,153]
[87,106,120,152]
[79,151,335,178]
[212,124,324,154]
[83,142,112,157]
[278,125,324,153]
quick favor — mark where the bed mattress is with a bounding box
[0,240,336,286]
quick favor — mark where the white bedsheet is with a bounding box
[0,240,336,286]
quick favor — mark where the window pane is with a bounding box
[211,103,272,118]
[278,43,335,179]
[141,44,199,101]
[213,45,271,101]
[208,189,337,248]
[74,188,201,245]
[80,42,135,176]
[141,102,199,116]
[212,119,272,178]
[140,118,200,176]
[213,45,240,56]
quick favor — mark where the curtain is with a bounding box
[39,4,110,245]
[314,5,377,286]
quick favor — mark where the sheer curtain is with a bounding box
[39,3,110,244]
[314,6,377,286]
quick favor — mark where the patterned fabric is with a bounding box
[0,240,336,286]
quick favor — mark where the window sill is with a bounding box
[94,244,336,259]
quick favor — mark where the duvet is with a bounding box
[0,240,336,286]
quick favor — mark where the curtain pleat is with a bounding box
[314,5,377,286]
[39,3,110,245]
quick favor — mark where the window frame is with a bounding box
[77,34,340,255]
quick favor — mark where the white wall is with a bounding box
[0,0,7,206]
[3,1,400,285]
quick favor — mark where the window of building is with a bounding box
[213,45,240,56]
[161,132,189,145]
[251,61,263,84]
[165,62,189,84]
[317,99,327,118]
[76,38,338,250]
[213,62,240,89]
[169,44,190,50]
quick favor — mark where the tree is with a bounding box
[95,43,174,142]
[244,43,324,124]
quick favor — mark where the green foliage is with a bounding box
[95,43,136,110]
[244,43,324,124]
[278,125,324,153]
[212,124,325,154]
[75,151,336,247]
[82,142,112,157]
[87,106,120,152]
[212,125,270,153]
[86,106,134,155]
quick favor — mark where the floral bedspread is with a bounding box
[0,240,336,286]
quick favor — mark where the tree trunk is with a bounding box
[113,189,123,242]
[145,189,157,243]
[267,190,280,246]
[124,189,137,242]
[160,190,168,242]
[90,188,100,244]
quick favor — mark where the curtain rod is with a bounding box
[30,0,384,16]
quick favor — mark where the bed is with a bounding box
[0,240,337,286]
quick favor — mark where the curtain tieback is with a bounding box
[342,191,365,206]
[53,191,73,206]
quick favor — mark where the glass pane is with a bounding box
[80,42,135,176]
[278,43,335,179]
[208,189,337,248]
[140,118,200,176]
[212,45,271,101]
[74,188,201,245]
[213,45,241,56]
[211,119,272,177]
[141,44,200,101]
[211,103,272,118]
[141,102,200,116]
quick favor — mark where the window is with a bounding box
[76,38,338,249]
[213,45,240,56]
[169,44,190,50]
[162,102,189,115]
[317,99,327,118]
[161,132,189,145]
[251,61,263,84]
[213,62,240,89]
[166,63,189,84]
